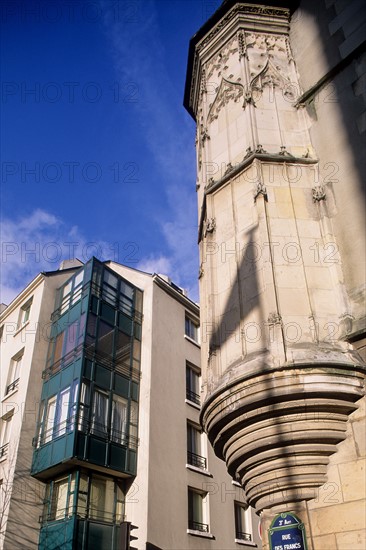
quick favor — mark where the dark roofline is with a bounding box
[183,0,299,119]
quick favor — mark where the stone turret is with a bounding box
[185,1,366,547]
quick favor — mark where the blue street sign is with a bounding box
[269,513,308,550]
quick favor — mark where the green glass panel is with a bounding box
[89,437,107,465]
[127,449,137,474]
[83,359,92,380]
[114,374,129,398]
[95,364,111,389]
[134,322,142,340]
[110,445,127,471]
[90,295,99,314]
[88,523,113,549]
[100,302,116,325]
[118,312,133,335]
[131,382,139,402]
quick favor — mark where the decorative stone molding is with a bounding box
[312,185,326,202]
[238,30,246,59]
[200,67,207,98]
[198,265,204,279]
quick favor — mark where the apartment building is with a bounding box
[0,258,260,550]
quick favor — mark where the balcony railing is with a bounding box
[186,389,200,405]
[42,341,141,382]
[35,413,138,450]
[236,531,252,541]
[5,378,20,395]
[0,443,9,459]
[188,520,209,532]
[187,451,207,469]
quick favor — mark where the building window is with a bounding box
[5,350,24,395]
[91,389,109,438]
[75,383,138,450]
[0,413,13,459]
[187,423,206,469]
[89,475,115,522]
[38,381,78,445]
[46,313,86,373]
[186,363,200,405]
[59,270,84,315]
[19,298,32,326]
[49,476,70,521]
[185,315,199,343]
[43,472,124,524]
[188,487,209,533]
[234,502,252,542]
[111,395,128,444]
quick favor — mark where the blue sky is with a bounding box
[1,0,222,305]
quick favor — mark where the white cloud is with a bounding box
[0,209,117,306]
[136,255,173,276]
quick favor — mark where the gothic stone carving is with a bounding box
[312,185,326,202]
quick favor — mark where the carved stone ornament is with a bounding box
[224,163,234,176]
[206,36,238,80]
[198,265,204,279]
[268,312,282,325]
[312,185,326,202]
[244,146,253,160]
[254,181,268,202]
[200,67,207,97]
[255,144,268,154]
[339,313,355,335]
[207,78,244,123]
[200,125,210,146]
[243,89,256,108]
[278,146,294,157]
[238,30,246,59]
[188,5,290,111]
[204,218,216,236]
[208,344,218,359]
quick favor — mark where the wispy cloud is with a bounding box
[0,209,117,306]
[101,0,199,300]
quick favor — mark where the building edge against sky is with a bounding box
[184,1,365,549]
[0,258,260,550]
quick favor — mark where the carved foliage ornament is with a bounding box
[207,78,244,123]
[189,4,290,110]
